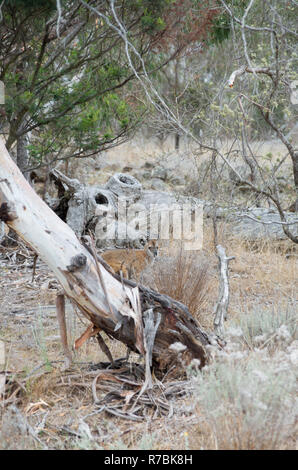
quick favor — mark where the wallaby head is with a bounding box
[145,239,159,259]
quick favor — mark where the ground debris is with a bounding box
[1,357,193,424]
[87,359,193,421]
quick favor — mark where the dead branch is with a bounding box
[228,66,274,88]
[213,245,235,337]
[55,293,72,368]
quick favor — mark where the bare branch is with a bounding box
[79,0,216,156]
[228,66,274,88]
[219,0,275,33]
[44,20,87,69]
[75,0,298,243]
[56,0,63,39]
[241,0,257,74]
[213,245,235,337]
[238,214,298,226]
[0,0,5,23]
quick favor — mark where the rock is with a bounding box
[152,166,167,181]
[142,171,152,180]
[150,178,167,191]
[231,207,298,240]
[122,166,133,173]
[143,161,154,169]
[290,349,298,366]
[131,170,144,182]
[50,171,204,244]
[105,173,142,202]
[203,201,298,241]
[52,169,298,245]
[66,187,116,236]
[169,175,185,186]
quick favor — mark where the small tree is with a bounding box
[0,0,187,177]
[110,0,298,242]
[219,0,298,214]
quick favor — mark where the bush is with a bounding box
[232,303,297,351]
[190,352,297,449]
[141,249,213,325]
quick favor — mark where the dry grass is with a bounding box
[187,315,298,450]
[226,237,297,320]
[195,220,297,318]
[142,246,214,327]
[0,226,297,450]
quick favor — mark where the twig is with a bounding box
[56,294,73,367]
[56,0,63,39]
[31,253,38,282]
[0,0,5,23]
[140,309,161,394]
[241,0,256,75]
[213,245,235,337]
[96,332,114,365]
[8,404,48,449]
[238,213,298,226]
[228,66,274,88]
[220,0,276,34]
[104,406,143,422]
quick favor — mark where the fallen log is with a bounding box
[0,138,220,375]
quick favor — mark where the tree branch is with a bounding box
[213,245,234,337]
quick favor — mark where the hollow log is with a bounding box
[0,138,218,373]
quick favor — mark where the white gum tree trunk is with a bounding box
[0,138,144,354]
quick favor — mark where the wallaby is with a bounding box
[101,239,158,280]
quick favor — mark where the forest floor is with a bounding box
[0,225,297,450]
[0,136,297,450]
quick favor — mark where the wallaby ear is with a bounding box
[139,237,146,247]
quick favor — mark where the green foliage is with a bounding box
[207,0,249,45]
[209,12,231,45]
[5,0,56,12]
[0,0,156,167]
[141,12,165,32]
[127,0,169,34]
